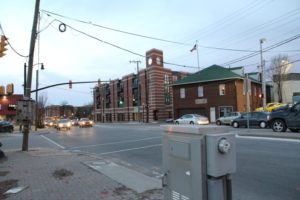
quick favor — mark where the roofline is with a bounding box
[172,76,264,86]
[172,76,243,86]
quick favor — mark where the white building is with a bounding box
[273,62,300,104]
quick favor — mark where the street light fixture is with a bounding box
[260,38,266,111]
[36,63,44,131]
[129,60,141,122]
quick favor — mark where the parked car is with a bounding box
[174,114,209,125]
[255,102,287,112]
[231,112,270,128]
[271,104,293,112]
[56,119,72,131]
[269,102,300,132]
[79,118,94,128]
[0,120,14,133]
[165,118,174,123]
[216,112,242,126]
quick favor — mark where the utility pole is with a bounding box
[246,74,250,129]
[130,60,141,122]
[260,38,267,111]
[22,0,41,151]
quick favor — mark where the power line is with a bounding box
[265,59,300,73]
[41,9,286,54]
[222,34,300,66]
[0,23,29,58]
[47,19,198,69]
[41,9,190,46]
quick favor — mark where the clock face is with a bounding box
[156,57,161,65]
[148,57,152,65]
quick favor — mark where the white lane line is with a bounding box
[236,135,300,143]
[98,144,162,155]
[40,135,65,149]
[69,136,161,149]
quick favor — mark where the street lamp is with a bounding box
[34,63,44,131]
[129,60,141,122]
[260,38,266,111]
[23,62,44,132]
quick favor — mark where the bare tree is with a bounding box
[75,102,93,119]
[266,55,290,103]
[38,92,48,127]
[60,101,69,118]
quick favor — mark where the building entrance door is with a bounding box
[210,107,216,123]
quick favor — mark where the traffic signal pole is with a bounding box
[22,0,41,151]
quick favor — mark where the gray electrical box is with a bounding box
[206,133,236,177]
[162,125,236,200]
[16,99,35,123]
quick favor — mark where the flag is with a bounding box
[190,44,197,52]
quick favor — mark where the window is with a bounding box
[219,106,233,117]
[180,88,185,99]
[164,74,171,104]
[198,86,204,97]
[219,84,226,95]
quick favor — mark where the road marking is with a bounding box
[69,136,161,149]
[98,144,162,155]
[40,135,65,149]
[236,135,300,143]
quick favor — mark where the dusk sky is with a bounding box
[1,0,299,106]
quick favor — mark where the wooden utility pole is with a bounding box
[22,0,41,151]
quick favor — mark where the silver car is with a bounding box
[174,114,209,125]
[216,112,242,126]
[57,119,72,131]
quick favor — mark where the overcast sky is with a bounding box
[1,0,299,106]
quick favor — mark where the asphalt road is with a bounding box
[1,124,300,200]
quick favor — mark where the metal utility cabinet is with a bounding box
[162,125,236,200]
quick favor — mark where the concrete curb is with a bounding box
[237,131,300,140]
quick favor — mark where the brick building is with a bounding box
[0,94,23,121]
[172,65,271,123]
[93,49,189,123]
[45,105,75,119]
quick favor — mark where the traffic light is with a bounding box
[0,35,8,58]
[6,83,14,95]
[69,80,72,89]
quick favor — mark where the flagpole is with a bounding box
[196,40,200,70]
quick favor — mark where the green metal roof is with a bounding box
[173,65,244,85]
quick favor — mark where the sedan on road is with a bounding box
[79,118,94,128]
[57,119,72,131]
[174,114,209,125]
[232,112,270,128]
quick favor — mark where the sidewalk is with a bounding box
[0,148,162,200]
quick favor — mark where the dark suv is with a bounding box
[269,102,300,132]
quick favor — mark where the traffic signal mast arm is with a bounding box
[30,80,109,93]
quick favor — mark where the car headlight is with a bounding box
[67,123,71,127]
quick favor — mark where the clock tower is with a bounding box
[146,48,163,68]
